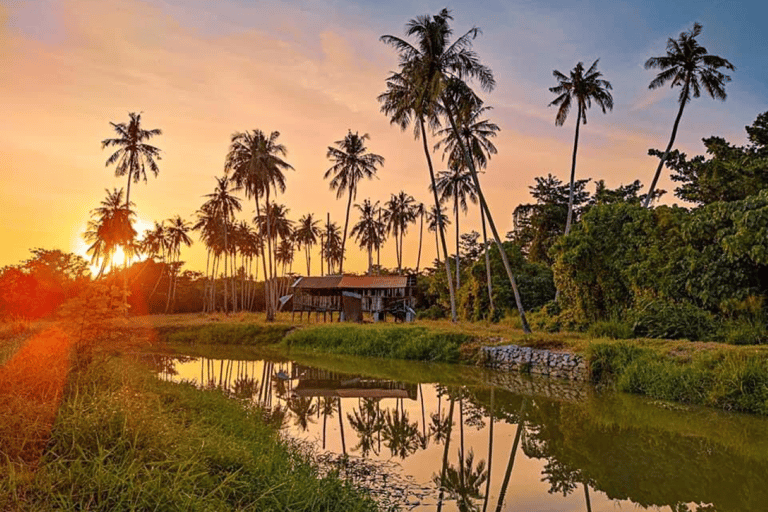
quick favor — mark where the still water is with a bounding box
[148,347,768,512]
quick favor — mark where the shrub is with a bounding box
[588,319,633,340]
[630,297,716,340]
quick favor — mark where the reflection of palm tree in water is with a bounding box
[320,397,336,450]
[430,410,453,444]
[434,449,488,512]
[382,401,424,459]
[286,396,317,432]
[347,398,384,457]
[495,398,527,512]
[232,377,257,400]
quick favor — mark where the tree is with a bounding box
[295,214,320,276]
[414,202,426,272]
[383,191,417,273]
[101,112,162,207]
[225,130,294,320]
[84,188,137,278]
[549,59,613,234]
[427,204,451,267]
[432,166,477,289]
[164,215,193,312]
[643,22,735,207]
[351,199,385,275]
[325,131,385,274]
[202,176,241,313]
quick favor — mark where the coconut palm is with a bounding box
[383,192,417,273]
[432,166,477,289]
[433,449,487,512]
[193,203,224,312]
[295,214,320,276]
[643,22,735,207]
[427,204,451,267]
[101,112,162,207]
[549,60,613,234]
[347,398,384,457]
[84,188,137,278]
[225,129,294,320]
[351,199,385,275]
[436,104,499,313]
[382,406,423,459]
[325,131,385,274]
[322,220,343,274]
[414,202,426,272]
[164,215,193,312]
[202,176,241,313]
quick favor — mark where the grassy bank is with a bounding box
[1,355,377,511]
[139,313,768,415]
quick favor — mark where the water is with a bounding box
[148,347,768,512]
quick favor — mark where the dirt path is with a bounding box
[0,327,73,466]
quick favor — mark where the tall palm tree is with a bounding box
[321,219,343,274]
[101,112,162,207]
[427,204,450,267]
[383,191,417,273]
[351,199,384,275]
[164,215,193,312]
[84,188,137,278]
[225,129,294,320]
[643,22,735,207]
[549,60,613,234]
[325,131,385,274]
[193,203,224,312]
[202,176,241,313]
[380,7,490,321]
[414,202,426,272]
[433,166,477,289]
[437,104,500,314]
[295,213,320,276]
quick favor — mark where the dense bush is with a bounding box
[629,297,716,340]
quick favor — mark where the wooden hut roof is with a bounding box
[291,276,342,289]
[337,275,409,289]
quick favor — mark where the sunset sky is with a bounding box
[2,0,767,275]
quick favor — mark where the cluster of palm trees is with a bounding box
[84,13,734,326]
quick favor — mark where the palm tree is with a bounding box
[225,130,294,320]
[140,221,169,300]
[325,131,385,274]
[427,204,451,263]
[164,215,193,312]
[436,104,500,314]
[295,214,320,276]
[351,199,385,275]
[323,221,343,275]
[432,166,477,289]
[643,22,735,207]
[202,176,241,313]
[84,188,137,278]
[101,112,162,207]
[383,192,417,273]
[414,202,426,272]
[380,7,489,321]
[549,60,613,234]
[193,203,224,312]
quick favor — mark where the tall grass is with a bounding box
[1,357,377,511]
[284,324,471,363]
[587,341,768,415]
[159,323,294,345]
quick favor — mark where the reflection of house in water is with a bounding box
[290,275,416,322]
[290,364,417,400]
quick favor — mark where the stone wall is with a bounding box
[480,344,588,381]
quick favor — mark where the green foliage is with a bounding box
[284,325,470,363]
[586,342,768,415]
[630,297,716,340]
[5,359,376,511]
[588,319,634,339]
[159,323,293,345]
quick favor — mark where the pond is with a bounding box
[147,346,768,512]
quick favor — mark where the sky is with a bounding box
[1,0,767,275]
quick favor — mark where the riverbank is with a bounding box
[0,319,378,511]
[147,312,768,415]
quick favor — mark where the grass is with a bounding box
[1,355,378,511]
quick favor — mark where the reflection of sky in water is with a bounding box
[159,354,757,512]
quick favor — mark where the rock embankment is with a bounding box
[480,344,588,381]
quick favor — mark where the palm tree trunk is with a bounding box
[481,206,494,317]
[564,103,582,236]
[455,189,460,290]
[368,246,373,275]
[445,104,530,333]
[436,396,456,512]
[482,388,494,512]
[255,197,270,318]
[125,168,133,207]
[420,117,457,322]
[264,189,275,321]
[584,483,592,512]
[337,397,347,456]
[416,209,424,272]
[223,221,229,314]
[340,189,354,274]
[644,91,688,208]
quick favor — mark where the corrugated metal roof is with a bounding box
[338,275,409,289]
[291,276,343,289]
